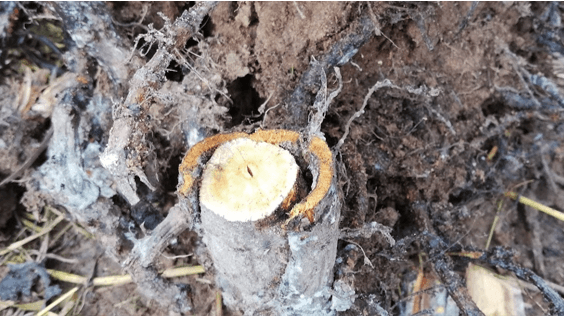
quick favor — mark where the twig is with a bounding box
[518,274,564,296]
[477,247,564,315]
[423,232,486,316]
[114,295,139,308]
[160,266,205,278]
[48,222,73,248]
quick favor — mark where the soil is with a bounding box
[1,2,564,316]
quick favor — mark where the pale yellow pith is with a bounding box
[200,138,299,222]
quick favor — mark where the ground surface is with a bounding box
[1,2,564,316]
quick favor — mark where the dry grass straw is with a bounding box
[505,191,564,222]
[215,291,223,316]
[37,287,78,316]
[47,265,205,286]
[0,206,64,256]
[485,200,503,250]
[33,266,205,314]
[0,205,205,315]
[0,299,45,312]
[485,191,564,250]
[2,263,204,314]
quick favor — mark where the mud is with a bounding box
[1,2,564,316]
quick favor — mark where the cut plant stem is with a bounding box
[184,130,341,314]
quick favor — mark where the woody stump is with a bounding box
[178,130,341,315]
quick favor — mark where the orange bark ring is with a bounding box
[178,129,333,223]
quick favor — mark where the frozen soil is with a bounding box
[1,2,564,315]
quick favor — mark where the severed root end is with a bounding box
[200,138,299,222]
[179,129,333,226]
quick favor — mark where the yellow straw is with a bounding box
[47,265,205,286]
[505,191,564,222]
[37,287,78,316]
